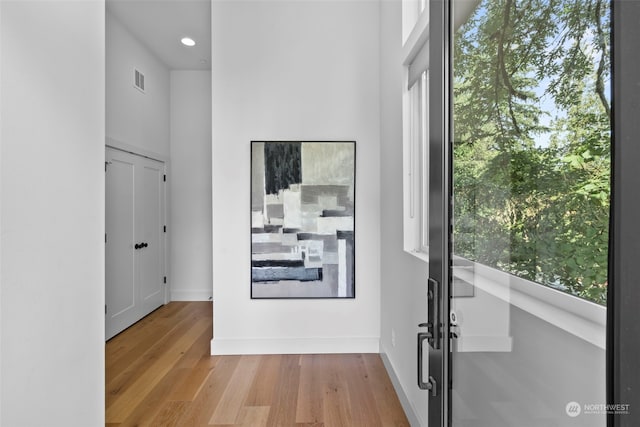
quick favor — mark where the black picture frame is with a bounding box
[250,141,356,299]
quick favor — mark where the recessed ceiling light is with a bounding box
[181,37,196,47]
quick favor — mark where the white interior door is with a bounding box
[106,147,166,340]
[105,148,137,340]
[136,156,165,315]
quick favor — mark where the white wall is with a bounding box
[211,0,381,354]
[170,71,213,301]
[0,1,105,426]
[106,11,170,158]
[379,0,431,424]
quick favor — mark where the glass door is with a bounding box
[448,0,611,425]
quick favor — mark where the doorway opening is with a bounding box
[104,0,213,340]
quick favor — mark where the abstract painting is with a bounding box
[251,141,355,298]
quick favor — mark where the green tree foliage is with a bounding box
[453,0,610,304]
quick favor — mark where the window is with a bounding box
[404,72,429,254]
[402,1,430,257]
[451,0,611,305]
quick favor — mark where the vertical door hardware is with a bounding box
[427,278,441,349]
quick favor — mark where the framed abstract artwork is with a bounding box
[250,141,356,299]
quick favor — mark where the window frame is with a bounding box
[402,3,430,259]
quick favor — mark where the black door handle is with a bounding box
[417,325,437,396]
[134,243,141,250]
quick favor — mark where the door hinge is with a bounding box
[105,233,107,243]
[163,174,166,182]
[163,225,167,233]
[105,305,107,314]
[164,276,167,284]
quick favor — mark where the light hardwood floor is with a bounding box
[106,301,410,426]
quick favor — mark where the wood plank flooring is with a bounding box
[105,302,410,426]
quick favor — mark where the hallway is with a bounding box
[106,302,409,426]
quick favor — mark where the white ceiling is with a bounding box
[107,0,211,70]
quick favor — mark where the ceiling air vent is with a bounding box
[134,68,145,93]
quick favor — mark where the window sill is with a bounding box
[452,257,606,349]
[405,249,429,264]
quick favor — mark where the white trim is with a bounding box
[453,258,607,349]
[106,136,169,163]
[162,156,170,306]
[418,72,429,252]
[407,249,429,263]
[380,352,424,427]
[403,71,429,255]
[402,7,429,65]
[171,290,212,302]
[210,336,379,355]
[403,72,419,252]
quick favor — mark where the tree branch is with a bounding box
[594,0,611,118]
[497,0,528,135]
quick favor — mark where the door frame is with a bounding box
[426,0,640,425]
[106,138,170,306]
[426,0,452,426]
[610,1,640,425]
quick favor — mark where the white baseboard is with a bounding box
[210,336,379,355]
[171,290,212,302]
[380,352,423,427]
